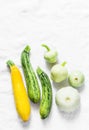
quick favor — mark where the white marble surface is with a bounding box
[0,0,89,130]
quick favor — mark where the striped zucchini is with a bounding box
[37,67,52,119]
[21,45,40,103]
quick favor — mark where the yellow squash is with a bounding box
[7,60,31,122]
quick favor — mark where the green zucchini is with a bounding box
[37,67,52,119]
[21,45,40,103]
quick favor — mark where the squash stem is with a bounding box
[42,44,50,51]
[61,61,67,67]
[24,45,31,53]
[7,60,15,69]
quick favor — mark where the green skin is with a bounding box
[21,45,40,103]
[37,67,52,119]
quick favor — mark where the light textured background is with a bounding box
[0,0,89,130]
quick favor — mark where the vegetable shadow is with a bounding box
[18,115,31,128]
[30,101,40,110]
[76,83,85,92]
[56,105,81,120]
[52,79,69,90]
[44,60,59,71]
[40,105,53,125]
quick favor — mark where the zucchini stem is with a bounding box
[36,67,43,75]
[7,60,15,69]
[42,44,50,51]
[23,45,31,53]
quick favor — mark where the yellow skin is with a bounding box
[7,61,31,122]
